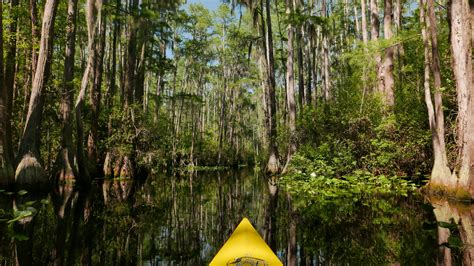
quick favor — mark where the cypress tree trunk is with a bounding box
[382,0,395,106]
[29,0,39,84]
[88,2,106,175]
[55,0,79,183]
[361,0,368,44]
[421,0,453,189]
[124,0,139,108]
[4,0,19,163]
[16,0,59,187]
[450,0,474,196]
[322,0,331,100]
[264,0,279,174]
[75,0,102,182]
[296,27,305,107]
[370,0,382,95]
[0,1,14,187]
[103,0,120,177]
[283,0,296,172]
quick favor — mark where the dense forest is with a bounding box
[0,0,473,264]
[0,0,472,195]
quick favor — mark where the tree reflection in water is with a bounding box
[0,168,267,265]
[1,170,470,265]
[431,198,474,265]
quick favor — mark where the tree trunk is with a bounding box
[16,0,59,187]
[370,0,382,96]
[421,0,453,189]
[88,2,106,175]
[124,0,139,108]
[153,42,166,124]
[0,1,14,187]
[283,0,297,172]
[297,28,305,107]
[105,0,119,111]
[29,0,39,84]
[305,39,312,106]
[135,39,147,105]
[360,0,369,104]
[4,0,19,164]
[322,0,331,100]
[55,0,79,183]
[382,0,395,106]
[263,0,279,174]
[450,0,474,196]
[217,73,227,165]
[75,0,102,183]
[394,0,404,92]
[354,4,361,39]
[103,0,119,177]
[361,0,368,44]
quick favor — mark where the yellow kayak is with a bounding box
[209,218,283,266]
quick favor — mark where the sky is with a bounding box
[185,0,222,11]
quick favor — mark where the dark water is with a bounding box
[0,169,472,265]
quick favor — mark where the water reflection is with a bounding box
[1,170,470,265]
[0,168,267,265]
[430,198,474,265]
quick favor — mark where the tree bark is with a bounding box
[103,0,120,177]
[394,0,404,92]
[75,0,102,183]
[382,0,395,106]
[56,0,79,183]
[354,4,361,39]
[371,0,382,96]
[361,0,368,44]
[88,1,107,175]
[263,0,279,174]
[124,0,139,108]
[153,43,165,124]
[29,0,39,83]
[322,0,331,100]
[421,0,453,189]
[16,0,59,187]
[105,0,119,111]
[305,39,312,106]
[135,35,148,105]
[283,0,297,172]
[450,0,474,196]
[4,0,19,163]
[0,1,14,187]
[297,27,305,107]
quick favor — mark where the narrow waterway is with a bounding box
[0,169,471,265]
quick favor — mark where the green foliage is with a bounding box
[281,145,436,264]
[282,146,417,209]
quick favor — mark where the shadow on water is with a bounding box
[1,169,473,265]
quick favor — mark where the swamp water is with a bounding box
[0,168,472,265]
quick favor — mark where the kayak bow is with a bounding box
[209,218,283,266]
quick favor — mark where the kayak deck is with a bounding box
[209,218,283,266]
